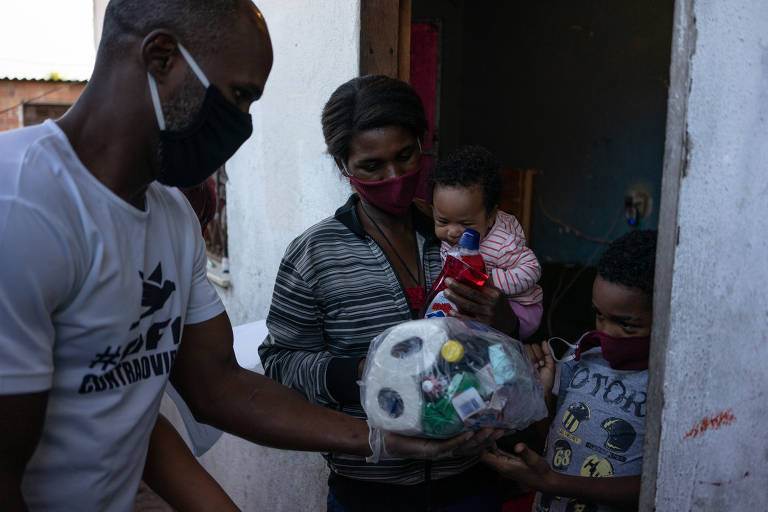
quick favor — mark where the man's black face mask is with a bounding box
[147,43,253,189]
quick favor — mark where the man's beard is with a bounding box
[163,67,207,130]
[156,68,207,182]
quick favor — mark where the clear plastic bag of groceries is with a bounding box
[360,318,548,438]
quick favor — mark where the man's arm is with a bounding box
[143,414,238,511]
[482,443,641,509]
[171,312,372,455]
[171,312,500,458]
[0,198,77,509]
[0,392,48,511]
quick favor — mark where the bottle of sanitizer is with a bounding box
[422,229,488,318]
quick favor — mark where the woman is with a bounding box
[259,75,519,512]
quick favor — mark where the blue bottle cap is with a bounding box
[458,229,480,250]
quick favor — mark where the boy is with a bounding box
[430,146,543,339]
[483,229,657,511]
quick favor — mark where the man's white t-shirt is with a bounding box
[0,120,225,510]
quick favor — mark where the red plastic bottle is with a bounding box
[422,229,488,318]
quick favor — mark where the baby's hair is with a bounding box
[597,230,657,300]
[429,145,501,213]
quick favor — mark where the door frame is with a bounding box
[639,0,689,508]
[359,0,412,80]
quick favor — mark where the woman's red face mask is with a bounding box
[342,126,423,216]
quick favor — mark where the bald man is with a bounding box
[0,1,495,510]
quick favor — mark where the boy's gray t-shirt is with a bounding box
[534,348,648,512]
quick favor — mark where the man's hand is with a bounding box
[382,427,504,461]
[443,278,519,336]
[481,442,555,491]
[525,341,556,396]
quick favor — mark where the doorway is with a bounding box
[361,0,674,343]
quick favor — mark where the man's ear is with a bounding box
[141,30,182,82]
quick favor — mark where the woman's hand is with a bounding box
[481,442,556,492]
[443,278,519,336]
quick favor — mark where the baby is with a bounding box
[430,145,543,339]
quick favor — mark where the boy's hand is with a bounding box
[482,442,555,491]
[525,341,556,396]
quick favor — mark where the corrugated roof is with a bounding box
[0,76,87,84]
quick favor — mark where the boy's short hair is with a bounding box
[597,230,658,299]
[430,145,501,212]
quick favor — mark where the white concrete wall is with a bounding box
[207,1,359,510]
[650,0,768,509]
[203,1,360,509]
[219,1,357,326]
[93,0,108,49]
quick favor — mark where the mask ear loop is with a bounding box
[146,43,209,131]
[147,73,166,131]
[339,158,352,178]
[176,43,210,88]
[547,336,580,364]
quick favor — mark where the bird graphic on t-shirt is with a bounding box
[130,263,176,329]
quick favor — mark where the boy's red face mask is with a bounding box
[574,330,651,370]
[575,276,653,370]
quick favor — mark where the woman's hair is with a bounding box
[597,230,658,299]
[321,75,428,163]
[429,145,502,213]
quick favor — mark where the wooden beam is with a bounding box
[360,0,410,80]
[360,0,400,77]
[398,0,412,82]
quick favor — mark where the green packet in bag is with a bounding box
[422,372,483,436]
